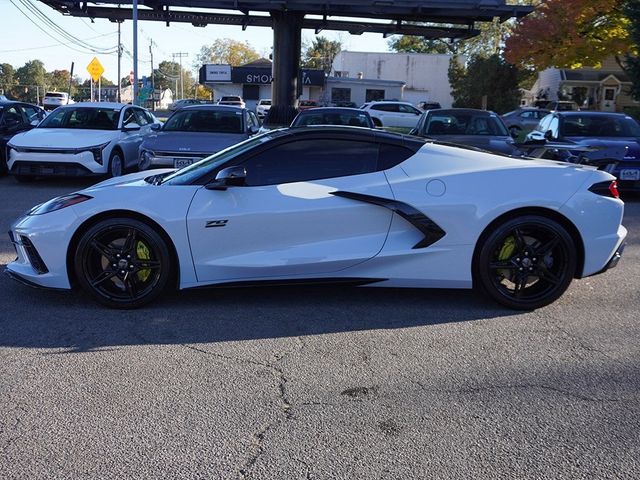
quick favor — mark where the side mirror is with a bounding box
[544,130,554,141]
[123,122,141,132]
[150,123,161,131]
[205,166,247,190]
[249,125,260,135]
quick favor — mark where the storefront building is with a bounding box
[199,59,325,111]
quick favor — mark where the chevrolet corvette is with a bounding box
[6,127,626,309]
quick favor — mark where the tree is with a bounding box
[624,0,640,101]
[448,54,521,114]
[0,63,16,93]
[388,35,454,54]
[301,36,342,74]
[152,60,195,99]
[195,39,260,67]
[15,60,48,103]
[505,0,633,70]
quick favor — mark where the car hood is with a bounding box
[141,131,248,154]
[8,128,118,148]
[564,136,640,161]
[427,135,519,155]
[84,168,176,191]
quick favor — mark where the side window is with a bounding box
[378,144,415,170]
[134,108,150,126]
[20,105,42,123]
[241,139,378,186]
[399,104,420,115]
[537,114,553,132]
[1,106,25,126]
[549,117,559,138]
[122,108,136,126]
[372,104,398,113]
[519,110,535,119]
[144,110,155,124]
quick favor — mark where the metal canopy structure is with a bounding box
[39,1,533,121]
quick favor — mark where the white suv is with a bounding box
[360,101,422,128]
[43,92,74,111]
[256,99,271,118]
[217,96,246,108]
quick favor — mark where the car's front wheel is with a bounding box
[475,215,576,310]
[74,218,172,308]
[109,150,124,177]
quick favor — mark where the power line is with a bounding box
[0,33,117,53]
[10,0,118,54]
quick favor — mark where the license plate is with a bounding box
[620,169,640,181]
[174,158,193,169]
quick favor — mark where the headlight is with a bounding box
[29,193,92,215]
[78,143,109,165]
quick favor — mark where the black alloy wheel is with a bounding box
[74,218,172,308]
[475,215,576,310]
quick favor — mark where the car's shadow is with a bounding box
[0,269,516,352]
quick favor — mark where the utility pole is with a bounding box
[149,40,155,110]
[172,52,188,100]
[117,20,122,103]
[132,0,139,105]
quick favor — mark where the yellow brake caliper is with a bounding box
[136,241,151,282]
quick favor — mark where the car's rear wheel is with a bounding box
[509,125,521,138]
[372,117,382,127]
[475,215,576,310]
[74,218,172,308]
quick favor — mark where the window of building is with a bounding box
[334,71,349,78]
[366,89,385,102]
[243,85,260,101]
[331,88,351,103]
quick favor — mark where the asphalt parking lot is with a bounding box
[0,175,638,479]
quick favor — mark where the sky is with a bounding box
[2,2,391,83]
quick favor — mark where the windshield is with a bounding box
[561,115,640,137]
[163,109,244,133]
[38,107,120,130]
[292,111,373,128]
[161,130,288,185]
[45,93,66,98]
[423,112,509,136]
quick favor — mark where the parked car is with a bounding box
[501,107,551,137]
[255,99,272,119]
[139,105,261,170]
[411,108,520,155]
[360,101,422,128]
[7,126,626,310]
[217,96,245,108]
[168,99,211,111]
[330,101,358,108]
[0,100,47,174]
[298,100,320,111]
[417,101,442,111]
[43,92,73,111]
[525,111,640,190]
[290,107,375,129]
[7,102,161,181]
[546,100,579,112]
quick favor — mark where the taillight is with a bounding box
[589,180,619,199]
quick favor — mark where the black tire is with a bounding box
[15,174,36,183]
[474,215,576,310]
[108,149,124,178]
[509,126,521,138]
[372,117,382,128]
[74,217,172,308]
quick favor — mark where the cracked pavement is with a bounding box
[0,177,639,479]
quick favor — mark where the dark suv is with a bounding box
[0,100,46,174]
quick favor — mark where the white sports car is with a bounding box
[6,127,627,309]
